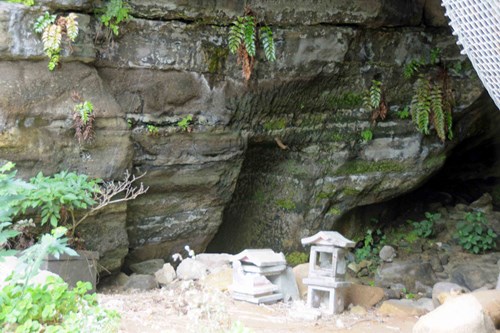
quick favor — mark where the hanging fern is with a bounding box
[364,80,387,124]
[35,12,78,71]
[73,100,95,143]
[430,85,446,141]
[411,77,431,135]
[260,26,276,62]
[227,11,276,80]
[404,58,424,79]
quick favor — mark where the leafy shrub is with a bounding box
[147,124,159,136]
[73,100,95,143]
[178,115,193,132]
[354,228,385,263]
[285,251,309,267]
[364,80,387,124]
[409,212,440,238]
[360,128,373,142]
[396,106,410,119]
[455,211,497,254]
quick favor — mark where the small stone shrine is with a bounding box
[230,249,286,304]
[301,231,355,314]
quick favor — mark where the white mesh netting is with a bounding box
[442,0,500,109]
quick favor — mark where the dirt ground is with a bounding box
[98,281,418,333]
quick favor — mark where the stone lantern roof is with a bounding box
[301,231,355,248]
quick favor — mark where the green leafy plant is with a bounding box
[409,212,440,238]
[177,115,193,132]
[364,80,388,124]
[73,100,95,143]
[98,0,130,36]
[228,10,276,80]
[34,12,79,70]
[396,106,410,119]
[403,58,425,79]
[354,228,385,263]
[361,128,373,142]
[276,199,296,211]
[430,47,442,65]
[455,211,497,254]
[147,124,159,136]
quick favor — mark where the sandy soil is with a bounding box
[98,280,418,333]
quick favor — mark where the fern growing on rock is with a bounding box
[364,80,388,124]
[406,48,453,142]
[34,12,79,71]
[228,10,276,80]
[71,93,95,144]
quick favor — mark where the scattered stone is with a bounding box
[288,301,322,321]
[430,256,444,272]
[379,245,396,262]
[292,263,309,299]
[350,305,367,315]
[0,256,57,289]
[378,298,433,317]
[129,258,165,275]
[154,263,176,286]
[470,193,493,213]
[176,258,209,280]
[195,253,233,274]
[439,254,449,266]
[345,284,385,308]
[123,274,158,291]
[415,281,433,298]
[268,267,300,302]
[432,282,470,308]
[384,288,402,300]
[413,294,496,333]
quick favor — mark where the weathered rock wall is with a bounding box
[0,0,486,270]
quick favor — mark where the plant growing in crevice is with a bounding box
[96,0,130,38]
[409,212,440,239]
[360,128,373,142]
[34,11,79,71]
[7,0,34,5]
[228,8,276,80]
[364,80,388,124]
[405,48,454,142]
[147,124,159,136]
[396,106,410,119]
[177,114,193,132]
[455,211,497,254]
[72,99,95,144]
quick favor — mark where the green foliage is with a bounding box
[0,162,30,223]
[455,211,497,254]
[276,199,296,211]
[263,118,286,131]
[17,171,99,229]
[409,212,440,238]
[360,128,373,142]
[325,92,363,109]
[396,106,410,119]
[364,80,382,110]
[72,100,95,143]
[403,58,425,79]
[0,275,119,332]
[335,160,406,175]
[147,124,159,135]
[7,0,35,6]
[430,47,442,65]
[228,13,276,80]
[177,115,193,132]
[34,12,79,71]
[98,0,130,36]
[354,228,385,263]
[285,251,309,267]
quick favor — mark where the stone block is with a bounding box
[345,284,385,308]
[268,267,300,302]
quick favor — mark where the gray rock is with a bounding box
[470,193,493,213]
[430,256,444,272]
[432,282,470,308]
[415,281,433,298]
[496,272,500,290]
[451,263,498,291]
[123,274,158,291]
[379,245,396,262]
[413,294,496,333]
[154,263,176,286]
[195,253,233,274]
[176,258,208,280]
[129,259,165,275]
[376,260,437,293]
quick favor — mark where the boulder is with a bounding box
[432,281,470,308]
[345,284,385,308]
[154,263,176,286]
[292,263,309,299]
[129,258,165,275]
[451,262,498,291]
[378,298,433,317]
[470,193,493,213]
[176,258,209,280]
[413,294,496,333]
[376,260,437,292]
[472,290,500,328]
[123,274,158,291]
[195,253,233,274]
[379,245,396,262]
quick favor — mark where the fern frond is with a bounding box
[48,53,59,71]
[411,77,431,135]
[65,13,79,41]
[243,15,256,57]
[404,59,423,79]
[42,24,62,54]
[430,85,445,141]
[260,26,276,62]
[369,80,382,109]
[228,18,244,54]
[446,110,453,140]
[34,12,56,34]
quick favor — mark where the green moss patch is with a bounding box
[335,160,407,175]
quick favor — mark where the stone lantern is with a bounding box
[301,231,355,314]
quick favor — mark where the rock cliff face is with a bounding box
[0,0,487,271]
